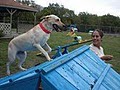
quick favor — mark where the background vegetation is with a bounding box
[0,32,120,78]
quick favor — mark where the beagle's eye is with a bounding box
[56,19,60,22]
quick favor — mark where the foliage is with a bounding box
[0,30,4,37]
[78,12,99,25]
[101,14,120,27]
[36,3,77,25]
[18,12,34,22]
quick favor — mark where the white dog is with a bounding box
[7,15,65,75]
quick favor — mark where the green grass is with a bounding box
[0,31,120,78]
[102,35,120,72]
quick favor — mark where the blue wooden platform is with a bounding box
[0,45,120,90]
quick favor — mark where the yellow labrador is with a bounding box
[7,15,65,75]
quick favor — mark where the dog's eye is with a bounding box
[56,19,60,22]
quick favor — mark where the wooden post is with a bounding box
[33,12,37,25]
[6,9,17,28]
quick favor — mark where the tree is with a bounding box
[36,3,77,25]
[101,14,120,27]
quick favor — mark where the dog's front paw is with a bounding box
[50,59,53,61]
[19,66,27,71]
[7,70,10,75]
[48,59,53,61]
[22,68,27,71]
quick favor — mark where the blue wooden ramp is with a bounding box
[0,45,120,90]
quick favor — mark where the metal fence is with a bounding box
[0,20,120,37]
[78,24,120,34]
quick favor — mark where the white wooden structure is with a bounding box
[0,23,11,35]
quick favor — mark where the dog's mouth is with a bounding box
[52,24,66,32]
[52,24,61,32]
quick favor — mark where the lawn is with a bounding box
[0,31,120,78]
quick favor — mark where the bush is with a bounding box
[0,30,4,37]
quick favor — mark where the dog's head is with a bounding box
[41,15,66,32]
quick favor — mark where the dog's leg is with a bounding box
[16,51,27,71]
[43,43,52,53]
[37,43,52,57]
[7,47,17,75]
[33,44,51,61]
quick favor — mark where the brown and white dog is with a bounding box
[7,14,65,75]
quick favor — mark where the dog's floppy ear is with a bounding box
[40,16,45,20]
[40,15,50,20]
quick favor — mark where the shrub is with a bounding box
[0,30,4,37]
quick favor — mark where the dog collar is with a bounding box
[39,23,51,34]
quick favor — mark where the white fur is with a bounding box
[6,15,65,75]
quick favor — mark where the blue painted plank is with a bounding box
[0,72,38,86]
[101,83,113,90]
[41,74,57,90]
[0,61,49,84]
[55,64,91,90]
[41,71,77,90]
[92,64,111,90]
[67,60,95,85]
[99,85,108,90]
[0,72,40,90]
[102,78,120,90]
[41,45,89,74]
[85,49,120,90]
[101,68,120,90]
[77,54,105,78]
[74,57,98,79]
[85,49,107,67]
[83,53,105,72]
[109,68,120,82]
[108,69,120,88]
